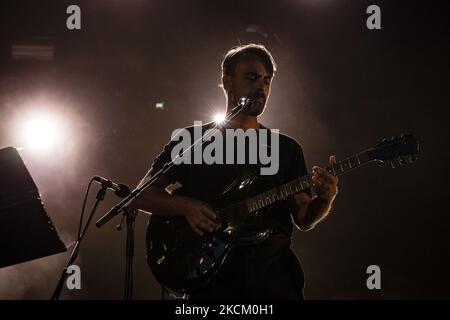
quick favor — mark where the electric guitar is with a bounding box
[146,134,419,293]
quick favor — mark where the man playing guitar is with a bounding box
[131,44,338,299]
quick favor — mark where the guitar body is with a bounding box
[146,170,273,293]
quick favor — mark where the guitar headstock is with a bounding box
[367,134,419,168]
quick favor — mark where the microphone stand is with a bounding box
[115,207,137,300]
[51,181,109,300]
[94,97,252,299]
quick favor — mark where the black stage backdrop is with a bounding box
[0,0,448,300]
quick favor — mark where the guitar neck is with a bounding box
[246,150,371,212]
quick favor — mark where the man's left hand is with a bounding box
[312,155,339,203]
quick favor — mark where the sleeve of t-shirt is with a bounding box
[287,141,312,197]
[137,138,184,188]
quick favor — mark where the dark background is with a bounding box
[0,0,448,299]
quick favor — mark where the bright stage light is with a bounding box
[18,111,66,153]
[213,113,226,124]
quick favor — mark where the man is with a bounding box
[132,44,338,299]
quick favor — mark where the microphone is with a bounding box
[93,176,130,198]
[230,96,252,114]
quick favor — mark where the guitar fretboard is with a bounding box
[246,151,370,212]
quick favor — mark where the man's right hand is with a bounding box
[183,198,219,236]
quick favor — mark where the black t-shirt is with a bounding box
[144,122,311,238]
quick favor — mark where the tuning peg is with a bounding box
[390,157,403,167]
[400,133,405,139]
[400,155,410,165]
[382,138,388,143]
[390,160,396,169]
[406,155,418,164]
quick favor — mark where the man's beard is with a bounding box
[243,98,266,116]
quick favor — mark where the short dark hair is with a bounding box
[221,43,277,78]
